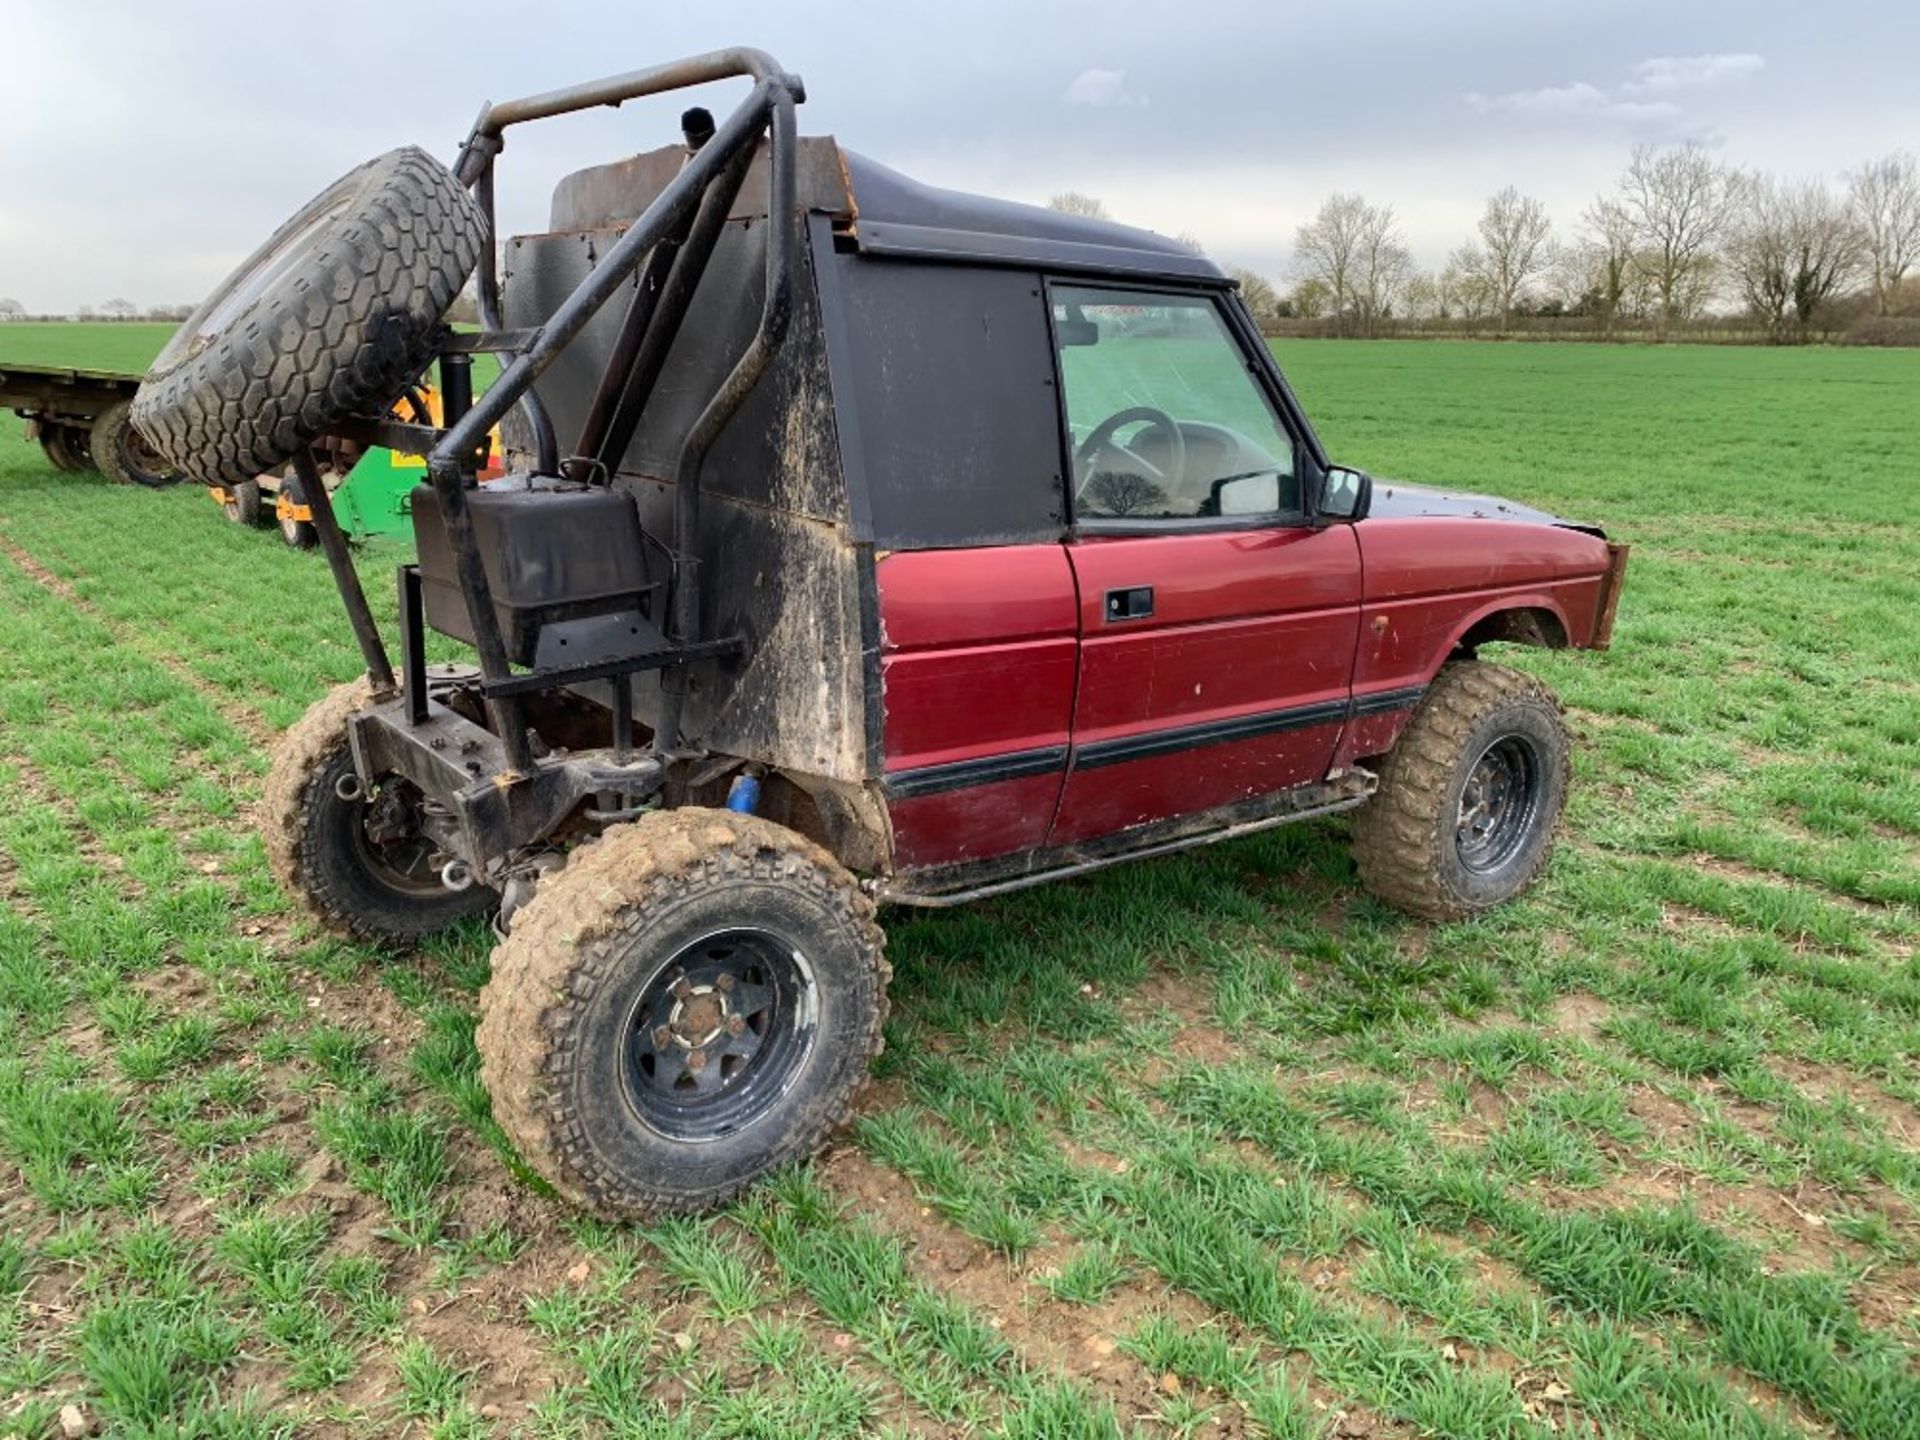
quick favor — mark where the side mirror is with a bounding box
[1211,471,1283,516]
[1317,465,1371,523]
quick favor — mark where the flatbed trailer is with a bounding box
[0,361,179,486]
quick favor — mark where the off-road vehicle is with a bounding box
[133,48,1627,1218]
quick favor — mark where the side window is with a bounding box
[1054,285,1300,524]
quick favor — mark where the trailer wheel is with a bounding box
[40,425,92,474]
[263,679,495,944]
[1351,661,1569,920]
[91,401,178,487]
[477,809,890,1220]
[225,478,266,527]
[130,147,484,488]
[278,473,318,550]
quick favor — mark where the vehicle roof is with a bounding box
[546,137,1226,284]
[838,151,1224,283]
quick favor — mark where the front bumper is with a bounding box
[1590,542,1630,650]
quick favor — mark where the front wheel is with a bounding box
[477,809,890,1219]
[1351,661,1569,920]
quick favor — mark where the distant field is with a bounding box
[0,326,1914,1438]
[0,321,178,373]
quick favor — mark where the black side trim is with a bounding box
[1074,698,1350,771]
[880,686,1428,799]
[884,745,1069,800]
[1350,684,1427,719]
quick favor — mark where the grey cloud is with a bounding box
[1625,52,1767,93]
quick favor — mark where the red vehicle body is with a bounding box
[878,503,1624,874]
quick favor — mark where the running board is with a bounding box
[872,774,1375,909]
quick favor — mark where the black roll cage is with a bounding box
[301,47,804,781]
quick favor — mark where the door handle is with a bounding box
[1104,586,1154,622]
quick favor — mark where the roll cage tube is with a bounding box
[411,51,804,772]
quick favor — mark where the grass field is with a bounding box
[0,323,1914,1439]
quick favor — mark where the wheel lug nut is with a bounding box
[686,1049,708,1072]
[671,977,693,1000]
[715,973,736,992]
[652,1026,673,1049]
[726,1015,746,1037]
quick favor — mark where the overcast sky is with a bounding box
[3,0,1917,313]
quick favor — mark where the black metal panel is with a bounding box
[821,255,1066,549]
[504,221,870,781]
[840,152,1223,282]
[505,223,844,524]
[547,141,1222,283]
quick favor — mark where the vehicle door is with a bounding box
[1046,283,1362,847]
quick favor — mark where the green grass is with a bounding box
[0,323,1914,1436]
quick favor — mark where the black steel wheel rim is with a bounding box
[622,929,816,1143]
[345,778,447,898]
[1455,734,1542,874]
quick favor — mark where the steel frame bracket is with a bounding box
[348,694,666,873]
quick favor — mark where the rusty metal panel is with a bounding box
[549,137,852,233]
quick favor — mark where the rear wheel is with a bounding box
[477,809,890,1219]
[40,425,92,473]
[1351,660,1569,920]
[263,680,494,944]
[92,400,178,487]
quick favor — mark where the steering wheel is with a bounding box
[1075,406,1186,492]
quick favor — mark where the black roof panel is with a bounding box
[841,151,1224,282]
[546,138,1226,285]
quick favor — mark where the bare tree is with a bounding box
[1355,209,1412,332]
[1084,471,1168,517]
[100,298,137,321]
[1570,198,1640,331]
[1227,266,1282,322]
[1288,277,1332,320]
[1172,231,1206,255]
[1475,187,1555,323]
[1442,246,1497,322]
[1399,270,1444,322]
[1047,191,1111,220]
[1847,152,1920,316]
[0,299,24,322]
[1294,193,1408,335]
[1726,176,1862,340]
[1614,143,1740,330]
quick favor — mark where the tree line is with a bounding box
[1051,145,1920,343]
[0,299,194,323]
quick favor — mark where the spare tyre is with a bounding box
[132,147,484,488]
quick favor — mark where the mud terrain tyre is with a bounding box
[477,809,890,1220]
[92,400,177,487]
[263,679,494,944]
[1351,661,1569,920]
[131,147,484,487]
